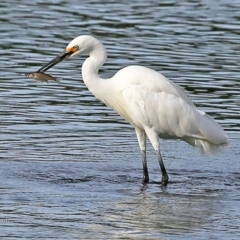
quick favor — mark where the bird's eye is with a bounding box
[72,45,79,51]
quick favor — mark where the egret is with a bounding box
[38,35,228,185]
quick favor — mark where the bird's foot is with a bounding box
[142,175,149,184]
[161,175,169,186]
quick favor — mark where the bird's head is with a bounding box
[38,35,98,72]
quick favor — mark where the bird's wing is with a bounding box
[122,84,227,144]
[122,84,196,137]
[160,76,195,107]
[115,65,195,107]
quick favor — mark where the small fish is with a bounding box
[26,72,61,84]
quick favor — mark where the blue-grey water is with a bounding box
[0,0,240,239]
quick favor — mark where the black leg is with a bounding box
[142,150,149,183]
[156,150,169,185]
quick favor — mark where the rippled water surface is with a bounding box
[1,0,240,239]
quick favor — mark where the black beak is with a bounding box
[38,50,72,72]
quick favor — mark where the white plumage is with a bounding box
[39,35,228,185]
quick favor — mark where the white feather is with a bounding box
[43,35,228,183]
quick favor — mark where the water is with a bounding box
[0,0,240,239]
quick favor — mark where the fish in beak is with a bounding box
[26,72,61,84]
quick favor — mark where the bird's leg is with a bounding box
[135,128,149,183]
[156,150,169,185]
[144,126,169,185]
[142,149,149,183]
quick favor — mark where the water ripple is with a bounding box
[0,0,240,239]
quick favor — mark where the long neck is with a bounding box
[81,43,107,100]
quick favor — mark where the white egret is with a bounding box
[38,35,228,185]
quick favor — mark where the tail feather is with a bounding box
[183,111,228,155]
[183,137,228,155]
[194,139,228,155]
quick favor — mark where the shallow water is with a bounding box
[0,0,240,239]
